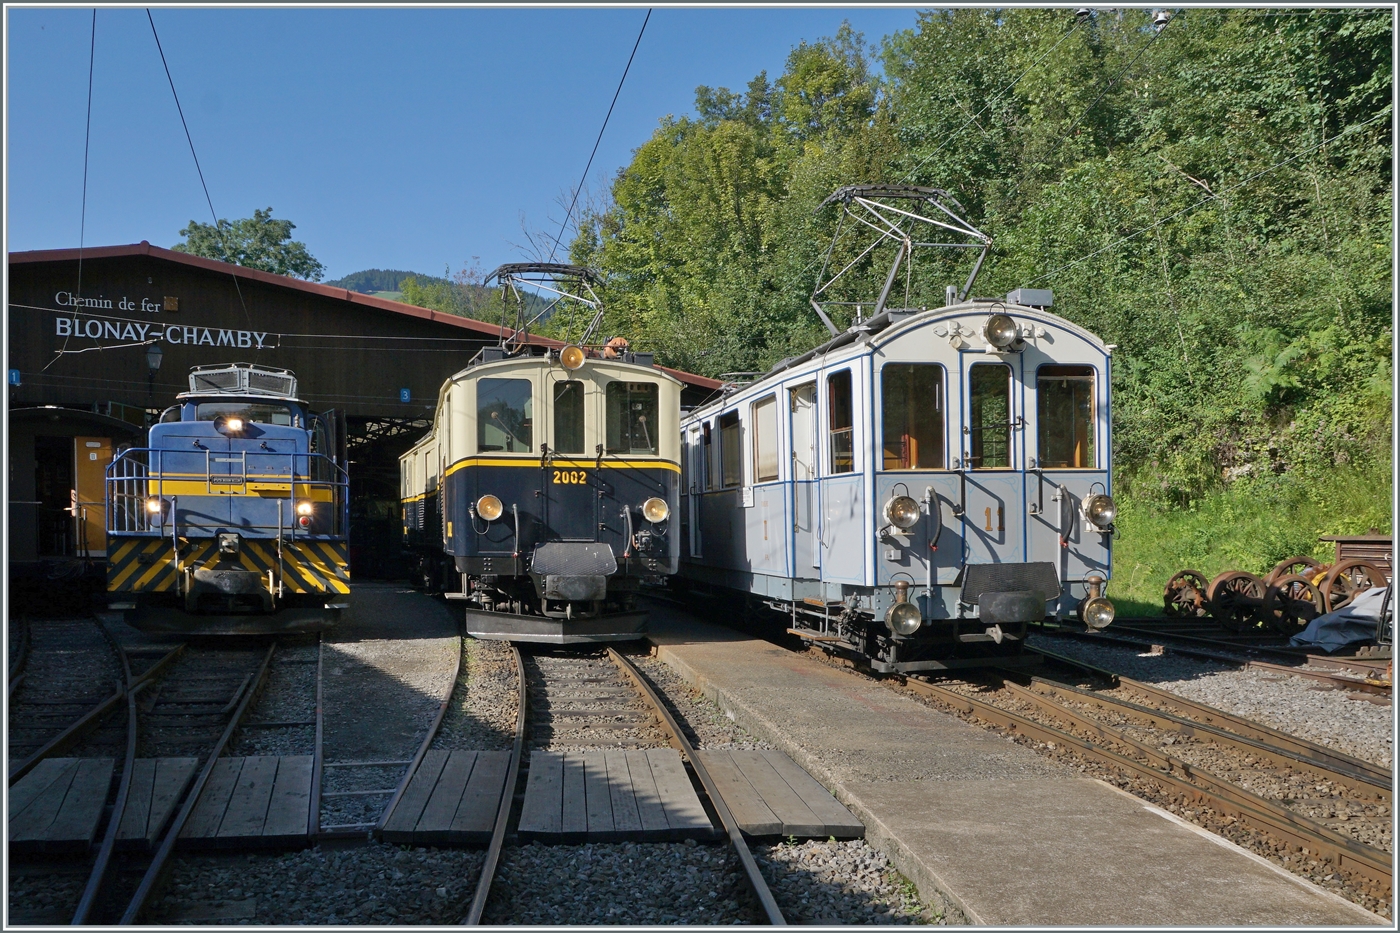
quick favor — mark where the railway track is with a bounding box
[8,625,286,926]
[1038,620,1392,695]
[888,650,1392,911]
[463,646,785,925]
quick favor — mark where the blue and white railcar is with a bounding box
[678,292,1116,672]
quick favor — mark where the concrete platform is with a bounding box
[646,604,1386,926]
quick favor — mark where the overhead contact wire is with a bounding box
[547,7,651,263]
[146,8,256,342]
[45,10,98,373]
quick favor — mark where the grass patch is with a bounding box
[1112,462,1392,616]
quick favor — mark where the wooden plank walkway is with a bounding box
[118,757,199,849]
[380,749,512,846]
[517,749,714,843]
[9,757,115,854]
[179,756,313,849]
[694,749,864,839]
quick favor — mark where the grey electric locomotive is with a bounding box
[676,186,1117,672]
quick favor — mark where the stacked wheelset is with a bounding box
[1163,558,1389,636]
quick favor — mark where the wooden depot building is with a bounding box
[7,242,720,579]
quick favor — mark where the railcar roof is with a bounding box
[685,298,1109,417]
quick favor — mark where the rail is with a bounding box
[607,648,787,925]
[462,646,527,925]
[902,675,1392,891]
[105,447,350,538]
[119,641,279,924]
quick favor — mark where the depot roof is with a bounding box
[8,241,722,392]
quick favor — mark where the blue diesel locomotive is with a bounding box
[105,363,351,633]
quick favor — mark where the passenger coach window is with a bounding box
[968,363,1011,469]
[827,370,854,474]
[719,411,742,487]
[605,381,658,454]
[553,381,585,454]
[1038,365,1095,469]
[882,364,944,470]
[752,396,779,482]
[478,378,532,452]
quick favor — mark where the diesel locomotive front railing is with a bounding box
[105,448,350,538]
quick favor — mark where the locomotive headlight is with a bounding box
[1084,494,1116,529]
[883,495,921,531]
[1081,596,1115,630]
[145,496,164,514]
[226,416,244,432]
[885,601,923,636]
[475,494,504,521]
[296,500,314,516]
[642,497,670,523]
[983,313,1021,349]
[560,345,586,371]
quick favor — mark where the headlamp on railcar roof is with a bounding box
[883,495,921,531]
[642,497,670,524]
[475,494,504,522]
[559,345,586,371]
[1083,493,1116,529]
[983,313,1022,350]
[1081,596,1115,631]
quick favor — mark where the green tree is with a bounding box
[174,207,325,281]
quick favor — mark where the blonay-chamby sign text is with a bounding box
[53,311,273,349]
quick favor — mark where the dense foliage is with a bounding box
[174,207,325,281]
[567,8,1392,513]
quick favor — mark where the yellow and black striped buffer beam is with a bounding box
[108,537,350,595]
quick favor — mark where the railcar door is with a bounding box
[959,359,1026,564]
[545,379,596,541]
[789,383,818,574]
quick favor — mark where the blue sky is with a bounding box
[6,6,924,282]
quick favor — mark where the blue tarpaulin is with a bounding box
[1288,586,1391,653]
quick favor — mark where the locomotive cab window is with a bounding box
[605,381,658,455]
[195,402,293,426]
[968,363,1011,469]
[752,395,779,482]
[827,369,855,474]
[882,364,944,470]
[719,411,742,487]
[1037,365,1095,469]
[478,378,533,453]
[553,380,585,454]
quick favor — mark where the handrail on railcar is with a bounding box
[104,448,350,538]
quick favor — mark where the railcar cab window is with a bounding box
[752,395,779,482]
[703,422,716,490]
[882,364,944,470]
[605,381,658,455]
[478,378,532,452]
[194,402,294,427]
[158,406,181,424]
[968,363,1011,469]
[1037,365,1096,469]
[553,381,585,454]
[827,369,855,474]
[718,411,742,487]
